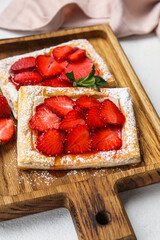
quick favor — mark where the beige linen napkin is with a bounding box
[0,0,159,38]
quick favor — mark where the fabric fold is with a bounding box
[0,0,159,38]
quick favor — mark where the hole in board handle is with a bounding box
[95,210,112,226]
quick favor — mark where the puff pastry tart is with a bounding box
[18,86,140,170]
[0,39,115,119]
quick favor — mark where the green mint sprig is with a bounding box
[65,64,108,91]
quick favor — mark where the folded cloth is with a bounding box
[0,0,159,38]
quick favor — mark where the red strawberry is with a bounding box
[35,103,47,112]
[76,96,100,110]
[59,129,67,143]
[61,58,99,81]
[0,96,11,118]
[36,129,63,156]
[14,71,42,84]
[67,49,86,62]
[53,46,74,61]
[86,106,105,129]
[9,75,20,90]
[65,125,91,154]
[74,105,86,119]
[60,110,85,132]
[36,55,68,78]
[10,57,36,72]
[100,99,125,125]
[45,96,74,117]
[29,107,61,131]
[92,127,122,151]
[0,119,14,143]
[110,125,122,139]
[43,77,72,87]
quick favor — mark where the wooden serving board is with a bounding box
[0,25,160,240]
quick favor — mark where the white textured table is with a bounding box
[0,2,160,240]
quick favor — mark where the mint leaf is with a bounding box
[95,76,108,86]
[65,71,75,83]
[76,76,95,86]
[65,64,107,91]
[85,64,95,80]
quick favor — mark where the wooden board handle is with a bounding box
[65,176,136,240]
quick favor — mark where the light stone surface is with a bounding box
[0,1,160,239]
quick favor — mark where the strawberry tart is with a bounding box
[17,86,140,170]
[0,39,115,119]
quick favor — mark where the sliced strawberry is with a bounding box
[0,95,11,118]
[29,107,61,131]
[110,125,122,139]
[76,96,100,110]
[67,49,86,62]
[45,96,74,117]
[36,55,68,78]
[86,106,105,129]
[92,127,122,151]
[9,75,20,90]
[35,103,48,112]
[60,110,85,132]
[61,58,99,81]
[36,129,63,156]
[65,125,91,154]
[53,46,74,62]
[59,129,67,143]
[74,105,86,119]
[100,99,125,125]
[10,57,36,72]
[0,119,14,143]
[14,71,43,84]
[43,77,72,87]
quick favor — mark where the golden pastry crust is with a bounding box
[17,86,140,170]
[0,39,115,119]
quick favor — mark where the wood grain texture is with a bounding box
[0,25,160,240]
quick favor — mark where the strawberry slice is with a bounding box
[10,57,36,72]
[29,106,61,131]
[67,49,86,62]
[76,96,100,110]
[36,129,63,156]
[36,55,68,78]
[92,127,122,151]
[73,105,86,119]
[43,77,73,87]
[0,119,14,143]
[9,75,20,90]
[65,125,91,154]
[110,125,122,139]
[59,129,67,143]
[14,71,43,84]
[61,58,99,81]
[100,99,125,125]
[52,46,74,61]
[0,96,11,118]
[45,96,74,117]
[35,103,48,112]
[60,110,85,132]
[86,106,105,129]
